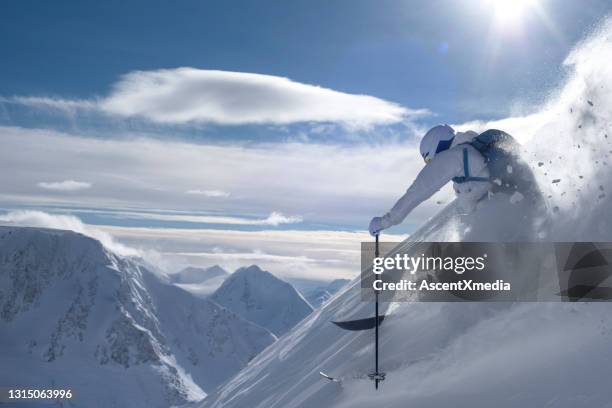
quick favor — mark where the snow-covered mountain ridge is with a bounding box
[0,226,275,408]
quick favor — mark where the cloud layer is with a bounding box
[0,126,452,231]
[99,224,403,280]
[38,180,92,191]
[186,189,230,197]
[107,210,303,226]
[10,68,427,128]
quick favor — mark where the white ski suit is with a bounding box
[373,131,492,234]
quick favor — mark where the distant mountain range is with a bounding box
[172,264,350,309]
[0,227,275,408]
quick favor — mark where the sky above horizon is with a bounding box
[1,0,610,125]
[1,0,611,280]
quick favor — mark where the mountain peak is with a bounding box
[211,266,312,336]
[235,264,282,281]
[172,264,228,284]
[207,264,227,274]
[239,264,265,274]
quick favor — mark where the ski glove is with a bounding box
[369,216,388,236]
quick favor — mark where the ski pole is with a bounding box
[374,233,380,389]
[370,233,386,389]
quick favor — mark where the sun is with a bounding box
[485,0,538,29]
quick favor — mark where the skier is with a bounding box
[369,124,544,238]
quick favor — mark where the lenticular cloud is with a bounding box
[11,68,426,128]
[98,68,420,127]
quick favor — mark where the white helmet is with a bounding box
[420,124,455,163]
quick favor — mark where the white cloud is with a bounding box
[99,224,407,281]
[8,96,96,112]
[106,210,303,226]
[9,68,428,128]
[185,189,230,197]
[0,210,138,257]
[262,211,302,226]
[37,180,92,191]
[0,126,448,230]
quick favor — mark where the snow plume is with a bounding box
[455,17,612,241]
[455,111,553,145]
[522,18,612,240]
[0,210,139,257]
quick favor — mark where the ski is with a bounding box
[332,315,385,331]
[319,371,340,383]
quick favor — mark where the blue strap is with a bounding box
[452,147,490,184]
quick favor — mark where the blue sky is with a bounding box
[2,0,609,128]
[1,0,612,279]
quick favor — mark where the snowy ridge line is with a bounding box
[0,226,276,408]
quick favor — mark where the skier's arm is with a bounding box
[380,148,464,228]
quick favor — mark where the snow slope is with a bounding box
[0,227,275,408]
[303,279,350,308]
[172,265,229,298]
[211,265,313,336]
[200,19,612,408]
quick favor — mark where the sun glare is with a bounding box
[485,0,538,29]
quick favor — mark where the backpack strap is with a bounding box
[452,146,490,184]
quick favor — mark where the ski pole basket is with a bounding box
[368,372,386,382]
